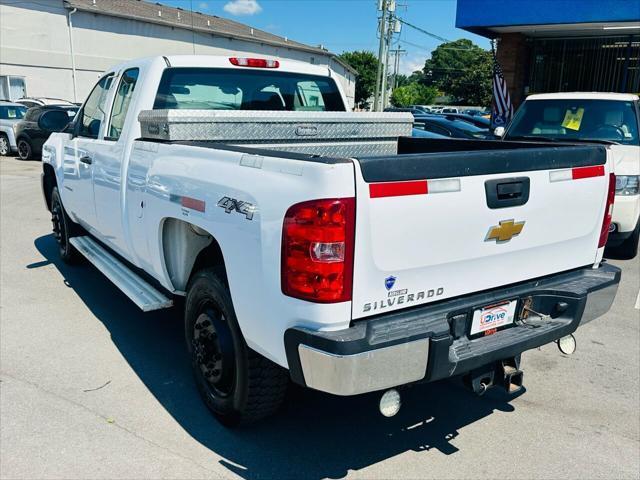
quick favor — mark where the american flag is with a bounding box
[491,48,513,128]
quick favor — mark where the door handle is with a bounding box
[79,155,92,165]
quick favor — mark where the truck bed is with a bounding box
[137,136,610,322]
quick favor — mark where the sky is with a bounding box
[157,0,490,75]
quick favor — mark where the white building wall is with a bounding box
[0,1,355,108]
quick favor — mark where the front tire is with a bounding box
[17,138,32,160]
[185,268,288,426]
[0,133,9,156]
[50,186,80,264]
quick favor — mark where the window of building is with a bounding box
[529,36,640,94]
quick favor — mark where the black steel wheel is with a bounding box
[185,267,289,426]
[17,138,32,160]
[192,306,236,399]
[50,186,80,263]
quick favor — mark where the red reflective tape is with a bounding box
[572,165,604,180]
[181,196,206,212]
[369,180,428,198]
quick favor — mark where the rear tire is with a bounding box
[617,222,639,260]
[0,133,9,156]
[17,138,32,160]
[185,267,288,426]
[50,186,81,264]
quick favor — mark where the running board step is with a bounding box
[69,236,173,312]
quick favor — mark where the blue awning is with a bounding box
[456,0,640,37]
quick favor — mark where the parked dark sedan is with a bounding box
[15,105,78,159]
[413,115,494,139]
[384,107,426,116]
[439,113,491,129]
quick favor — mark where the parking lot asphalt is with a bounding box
[1,156,639,480]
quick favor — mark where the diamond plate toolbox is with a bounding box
[138,110,413,157]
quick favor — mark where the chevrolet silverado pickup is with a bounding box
[41,55,621,426]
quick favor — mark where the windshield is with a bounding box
[154,67,345,112]
[506,99,639,145]
[0,105,27,120]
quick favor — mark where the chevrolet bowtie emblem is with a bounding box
[485,219,525,243]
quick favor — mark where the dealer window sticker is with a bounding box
[562,108,584,131]
[7,109,16,118]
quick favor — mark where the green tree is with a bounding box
[390,83,438,107]
[393,74,410,88]
[338,50,379,109]
[422,39,492,106]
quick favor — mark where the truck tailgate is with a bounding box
[351,142,611,319]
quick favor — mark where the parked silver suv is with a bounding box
[0,101,28,156]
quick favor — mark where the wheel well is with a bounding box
[42,163,57,211]
[161,218,226,292]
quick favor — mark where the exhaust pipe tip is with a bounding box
[379,389,401,417]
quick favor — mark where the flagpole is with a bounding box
[490,39,497,129]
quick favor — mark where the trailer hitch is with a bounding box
[464,356,524,395]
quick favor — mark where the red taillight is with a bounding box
[282,198,355,303]
[598,173,616,248]
[229,57,280,68]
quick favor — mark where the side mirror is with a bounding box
[494,126,505,138]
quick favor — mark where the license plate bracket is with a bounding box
[470,299,518,336]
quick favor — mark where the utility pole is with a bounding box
[373,0,388,112]
[390,46,406,90]
[381,8,401,109]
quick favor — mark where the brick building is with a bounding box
[456,0,640,108]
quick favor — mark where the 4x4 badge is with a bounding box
[485,219,525,243]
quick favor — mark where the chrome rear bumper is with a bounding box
[285,263,620,396]
[298,339,429,396]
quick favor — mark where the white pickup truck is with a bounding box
[41,55,621,426]
[501,92,640,258]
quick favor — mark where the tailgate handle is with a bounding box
[497,182,523,199]
[485,177,530,209]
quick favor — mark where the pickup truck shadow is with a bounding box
[34,233,521,480]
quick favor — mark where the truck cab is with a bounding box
[503,92,640,258]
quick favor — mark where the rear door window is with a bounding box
[422,122,451,137]
[0,105,27,119]
[39,110,71,131]
[107,68,139,141]
[153,68,345,111]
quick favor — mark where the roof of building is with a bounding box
[63,0,356,74]
[526,92,640,101]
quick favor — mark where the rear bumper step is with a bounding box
[285,263,620,396]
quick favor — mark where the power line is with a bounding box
[395,18,452,45]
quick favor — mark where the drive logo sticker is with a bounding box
[480,306,508,328]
